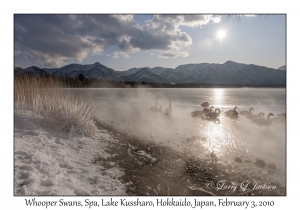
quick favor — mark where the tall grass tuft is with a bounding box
[14,74,97,136]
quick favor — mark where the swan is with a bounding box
[154,105,163,113]
[205,108,221,123]
[191,106,213,117]
[150,102,158,112]
[158,105,162,113]
[205,108,221,119]
[240,107,254,116]
[246,112,264,120]
[165,103,172,115]
[225,106,238,118]
[252,113,274,126]
[207,106,215,113]
[201,102,210,107]
[191,108,208,117]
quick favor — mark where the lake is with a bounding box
[77,88,286,188]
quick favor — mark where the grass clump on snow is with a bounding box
[14,74,97,136]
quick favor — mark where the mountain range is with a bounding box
[14,61,286,85]
[278,65,286,71]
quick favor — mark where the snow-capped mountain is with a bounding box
[278,65,286,71]
[174,63,211,77]
[178,61,246,84]
[15,60,286,85]
[149,67,171,75]
[117,67,143,77]
[80,63,119,80]
[120,68,166,83]
[46,62,119,80]
[14,66,48,76]
[233,64,286,84]
[158,68,183,83]
[44,62,101,74]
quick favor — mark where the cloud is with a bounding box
[144,15,217,31]
[212,16,221,23]
[15,14,220,67]
[111,51,130,59]
[128,15,219,58]
[118,36,139,53]
[14,15,138,67]
[158,51,189,58]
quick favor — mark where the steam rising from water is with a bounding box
[78,88,286,185]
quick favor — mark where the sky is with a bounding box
[14,14,286,71]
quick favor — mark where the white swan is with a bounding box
[159,105,162,113]
[207,106,215,113]
[150,102,162,113]
[252,113,274,126]
[205,108,221,119]
[191,106,213,117]
[225,106,238,118]
[165,103,172,115]
[150,102,158,112]
[240,107,254,116]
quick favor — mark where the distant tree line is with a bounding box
[14,72,286,88]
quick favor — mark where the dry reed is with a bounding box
[14,75,97,136]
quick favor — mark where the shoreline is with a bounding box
[13,110,286,196]
[14,112,126,196]
[93,119,286,196]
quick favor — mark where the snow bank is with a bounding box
[14,111,126,195]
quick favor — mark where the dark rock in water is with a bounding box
[244,159,252,163]
[267,169,275,174]
[254,159,266,168]
[210,151,217,159]
[186,136,196,143]
[267,163,276,170]
[201,102,210,107]
[234,157,243,163]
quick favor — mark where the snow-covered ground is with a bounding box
[14,111,126,196]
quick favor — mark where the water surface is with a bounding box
[77,88,286,187]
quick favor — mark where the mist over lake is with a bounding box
[75,88,286,187]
